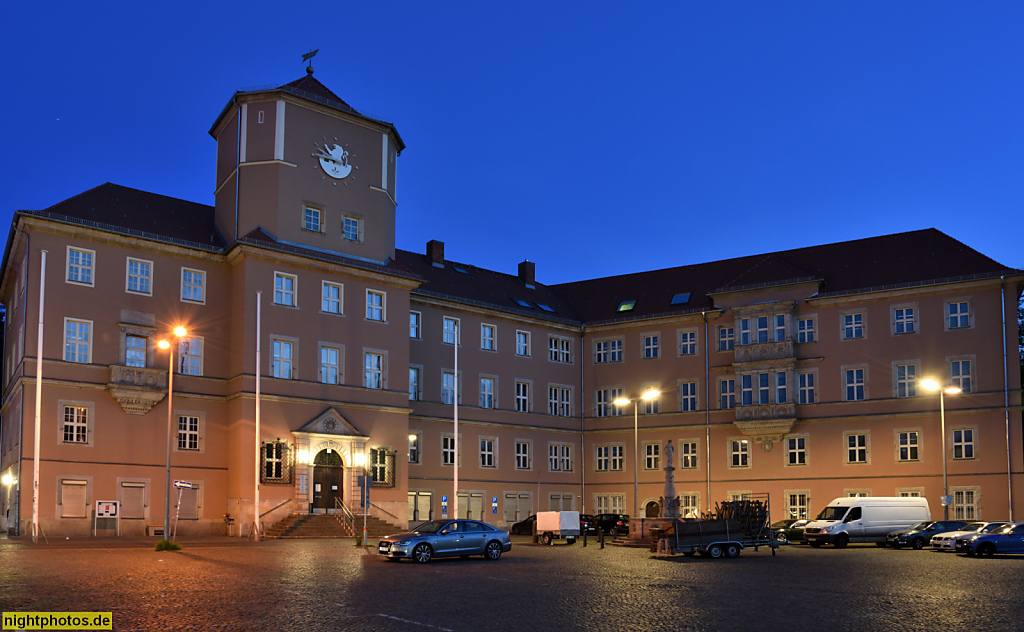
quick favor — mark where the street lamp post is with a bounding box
[614,389,659,520]
[921,379,961,521]
[158,326,187,541]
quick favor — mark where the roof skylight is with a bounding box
[512,298,532,308]
[537,303,555,312]
[670,292,691,305]
[617,300,636,312]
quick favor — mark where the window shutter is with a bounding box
[121,483,146,519]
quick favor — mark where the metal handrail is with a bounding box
[261,498,292,519]
[335,497,355,533]
[368,501,401,526]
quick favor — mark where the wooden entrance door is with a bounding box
[312,449,344,511]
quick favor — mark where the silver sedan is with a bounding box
[378,519,512,563]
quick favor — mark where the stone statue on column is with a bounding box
[661,439,680,519]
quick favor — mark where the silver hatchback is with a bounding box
[378,519,512,563]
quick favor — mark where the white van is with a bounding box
[803,497,931,548]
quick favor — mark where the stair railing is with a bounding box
[368,501,402,529]
[335,497,356,534]
[250,498,293,539]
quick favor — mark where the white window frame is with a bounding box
[720,378,735,410]
[843,365,867,401]
[797,317,815,343]
[409,366,422,401]
[364,350,386,389]
[786,435,807,467]
[952,427,976,460]
[366,290,386,322]
[125,257,153,296]
[481,324,496,351]
[946,300,972,330]
[892,304,917,335]
[548,442,573,472]
[274,272,297,307]
[442,434,458,466]
[549,336,572,364]
[479,376,496,409]
[594,338,622,364]
[480,437,496,468]
[321,281,343,315]
[844,431,870,464]
[678,380,697,412]
[319,344,343,385]
[644,442,660,470]
[178,336,203,376]
[949,357,974,393]
[442,370,459,405]
[679,440,699,469]
[66,246,95,287]
[678,329,696,356]
[718,326,734,351]
[798,370,816,404]
[515,380,530,413]
[596,387,623,417]
[181,267,206,304]
[896,429,920,462]
[443,317,459,345]
[408,432,421,464]
[548,385,572,417]
[176,413,201,452]
[410,311,422,339]
[894,362,918,398]
[343,214,363,242]
[271,337,295,379]
[729,438,750,469]
[59,401,94,446]
[951,487,980,521]
[643,334,659,359]
[842,312,865,340]
[515,440,531,470]
[303,205,323,233]
[125,334,147,368]
[63,318,93,364]
[516,330,531,356]
[785,491,811,519]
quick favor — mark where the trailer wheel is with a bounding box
[542,532,553,545]
[725,544,741,558]
[707,544,724,559]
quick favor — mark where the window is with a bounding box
[680,493,700,519]
[596,388,623,417]
[643,335,659,359]
[303,206,322,232]
[272,339,293,379]
[177,415,200,451]
[481,324,496,351]
[409,367,421,401]
[730,440,749,468]
[644,388,660,414]
[322,282,342,314]
[595,445,623,472]
[898,431,919,462]
[798,372,815,404]
[797,318,815,343]
[680,441,698,469]
[718,326,734,351]
[442,371,457,405]
[549,337,572,363]
[845,367,866,401]
[549,385,572,417]
[678,330,696,356]
[366,290,385,321]
[274,273,296,306]
[953,428,975,459]
[181,268,205,303]
[320,346,342,385]
[120,482,146,520]
[343,215,362,241]
[679,381,697,412]
[60,480,88,518]
[549,443,572,472]
[776,372,787,404]
[645,443,660,470]
[741,374,753,406]
[787,436,806,465]
[262,441,291,483]
[179,337,202,376]
[739,318,751,345]
[894,363,917,398]
[479,377,495,408]
[126,258,152,295]
[409,311,421,339]
[125,335,146,368]
[786,492,809,519]
[595,339,622,363]
[480,439,495,468]
[758,372,770,405]
[364,352,384,389]
[617,300,636,312]
[516,331,530,356]
[720,379,735,409]
[843,313,864,339]
[408,433,420,463]
[515,381,530,412]
[442,435,457,466]
[443,317,459,344]
[515,441,530,469]
[594,494,625,515]
[774,314,786,342]
[64,319,92,364]
[950,359,972,393]
[62,405,89,443]
[951,488,979,521]
[894,306,916,334]
[948,301,970,329]
[370,448,394,487]
[66,247,95,286]
[845,433,868,464]
[756,316,769,343]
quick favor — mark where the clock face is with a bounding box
[313,142,353,179]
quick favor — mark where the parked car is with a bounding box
[886,520,967,549]
[771,519,811,544]
[377,519,512,563]
[930,521,1008,551]
[580,514,598,535]
[957,523,1024,557]
[593,513,630,536]
[509,515,536,535]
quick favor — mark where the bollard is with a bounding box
[600,529,605,549]
[582,529,587,547]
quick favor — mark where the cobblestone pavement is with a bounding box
[2,535,1024,631]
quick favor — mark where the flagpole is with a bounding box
[32,250,47,544]
[254,291,261,540]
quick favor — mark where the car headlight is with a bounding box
[396,540,411,546]
[820,526,831,534]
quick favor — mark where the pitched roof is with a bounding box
[239,227,418,280]
[21,183,224,251]
[279,75,360,116]
[394,249,580,325]
[551,229,1020,323]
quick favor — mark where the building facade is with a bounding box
[1,73,1021,537]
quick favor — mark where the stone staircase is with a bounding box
[264,513,402,540]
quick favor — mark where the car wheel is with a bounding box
[912,538,925,550]
[776,532,788,545]
[725,544,741,558]
[412,543,432,563]
[484,540,503,560]
[834,535,849,549]
[979,543,996,557]
[809,541,823,548]
[875,542,887,547]
[542,532,553,545]
[707,544,724,559]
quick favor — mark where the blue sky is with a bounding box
[2,2,1021,284]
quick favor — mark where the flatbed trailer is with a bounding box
[655,494,778,558]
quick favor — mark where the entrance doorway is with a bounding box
[312,449,344,512]
[645,500,661,518]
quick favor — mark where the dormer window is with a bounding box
[617,300,636,312]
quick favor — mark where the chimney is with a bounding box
[518,260,536,288]
[427,240,445,267]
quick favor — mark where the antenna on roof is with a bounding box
[302,49,319,75]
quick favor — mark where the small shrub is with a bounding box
[354,534,363,547]
[155,539,182,552]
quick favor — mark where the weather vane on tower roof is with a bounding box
[303,49,319,75]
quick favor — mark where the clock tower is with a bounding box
[209,71,404,264]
